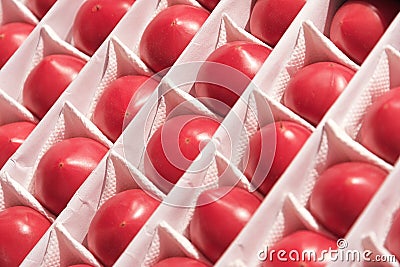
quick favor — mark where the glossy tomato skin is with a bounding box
[153,257,210,267]
[92,75,158,142]
[330,0,400,65]
[144,115,220,189]
[194,41,271,116]
[386,210,400,260]
[87,189,159,266]
[0,121,36,168]
[283,62,355,126]
[72,0,135,55]
[250,0,306,46]
[197,0,220,11]
[262,230,337,267]
[358,87,400,164]
[244,121,311,196]
[0,206,51,267]
[309,162,387,237]
[0,22,35,68]
[34,137,108,215]
[190,187,261,263]
[139,5,209,73]
[22,54,86,119]
[26,0,57,19]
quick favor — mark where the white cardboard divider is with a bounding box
[0,89,37,125]
[142,221,212,266]
[215,120,393,266]
[22,223,101,267]
[0,0,38,25]
[0,171,49,219]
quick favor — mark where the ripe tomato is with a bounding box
[144,115,220,189]
[194,41,271,116]
[197,0,220,11]
[34,137,108,215]
[92,75,158,142]
[0,121,36,168]
[330,0,400,65]
[282,62,355,126]
[250,0,306,47]
[25,0,57,19]
[190,186,261,263]
[0,206,51,266]
[72,0,135,56]
[153,257,210,267]
[309,162,387,237]
[87,189,159,266]
[243,121,311,196]
[0,22,35,68]
[139,5,209,73]
[386,209,400,261]
[262,230,337,267]
[358,87,400,164]
[22,54,86,119]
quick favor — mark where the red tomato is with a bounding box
[0,206,51,266]
[72,0,135,56]
[262,230,337,267]
[197,0,220,11]
[309,162,387,237]
[386,209,400,261]
[250,0,306,46]
[0,22,35,68]
[190,186,261,263]
[34,137,108,215]
[243,121,311,196]
[92,75,158,142]
[87,189,159,266]
[330,0,400,65]
[139,5,209,73]
[282,62,355,126]
[0,121,36,168]
[144,115,220,189]
[358,87,400,164]
[25,0,57,19]
[22,54,86,119]
[194,41,271,116]
[67,265,94,267]
[153,257,210,267]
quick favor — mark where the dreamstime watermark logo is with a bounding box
[257,238,397,263]
[121,61,276,207]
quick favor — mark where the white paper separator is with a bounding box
[0,0,38,26]
[21,222,102,267]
